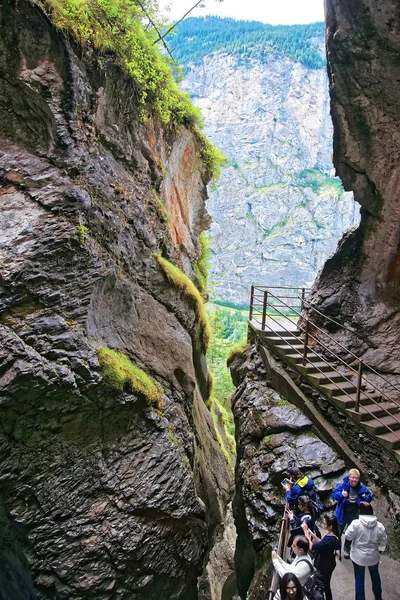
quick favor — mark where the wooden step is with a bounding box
[375,431,400,450]
[263,329,300,338]
[347,402,400,423]
[333,393,381,410]
[361,413,400,435]
[275,343,304,353]
[286,352,321,364]
[321,381,360,398]
[308,371,346,385]
[265,337,300,349]
[297,361,334,374]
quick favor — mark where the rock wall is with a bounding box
[229,345,347,600]
[181,51,359,305]
[307,0,400,381]
[0,1,232,598]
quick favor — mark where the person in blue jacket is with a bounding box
[332,469,372,538]
[283,467,317,508]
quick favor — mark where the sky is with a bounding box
[158,0,325,26]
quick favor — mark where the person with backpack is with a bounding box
[344,502,387,600]
[301,513,341,600]
[283,468,320,512]
[272,536,314,599]
[331,469,372,539]
[287,496,321,550]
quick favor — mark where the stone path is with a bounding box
[331,552,400,599]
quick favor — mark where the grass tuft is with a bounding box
[227,341,248,366]
[153,253,211,350]
[96,347,163,409]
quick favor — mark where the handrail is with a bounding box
[249,287,400,444]
[250,286,400,401]
[300,297,400,395]
[262,309,400,439]
[267,501,290,600]
[262,291,400,419]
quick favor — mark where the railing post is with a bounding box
[301,287,305,311]
[302,319,309,365]
[261,290,268,331]
[355,359,363,413]
[249,285,255,321]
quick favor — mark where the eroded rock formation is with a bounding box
[229,346,347,600]
[0,1,232,597]
[307,0,400,382]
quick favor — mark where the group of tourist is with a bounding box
[271,467,387,600]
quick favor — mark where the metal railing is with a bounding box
[249,286,400,444]
[267,501,290,600]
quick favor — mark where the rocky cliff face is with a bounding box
[0,1,232,598]
[181,50,359,305]
[306,0,400,382]
[228,345,347,600]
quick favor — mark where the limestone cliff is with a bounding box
[307,0,400,382]
[0,1,232,598]
[176,23,359,306]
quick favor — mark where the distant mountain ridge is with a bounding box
[171,17,359,307]
[169,16,325,69]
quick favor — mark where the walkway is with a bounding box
[332,551,399,599]
[248,286,400,462]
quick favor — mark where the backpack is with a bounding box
[301,486,325,518]
[297,558,325,597]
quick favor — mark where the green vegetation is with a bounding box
[76,224,87,246]
[206,303,249,463]
[227,340,248,366]
[34,1,224,182]
[207,305,247,405]
[193,232,210,296]
[96,347,164,409]
[169,17,325,69]
[295,168,344,195]
[153,253,211,349]
[152,189,170,223]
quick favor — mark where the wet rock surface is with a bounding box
[0,1,232,598]
[307,0,400,382]
[229,346,346,600]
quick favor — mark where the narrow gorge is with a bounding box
[0,1,399,600]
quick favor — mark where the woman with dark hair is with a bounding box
[287,496,320,549]
[278,573,307,600]
[301,513,341,600]
[344,502,387,600]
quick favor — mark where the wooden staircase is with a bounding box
[260,328,400,463]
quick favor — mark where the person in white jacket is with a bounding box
[344,502,387,600]
[272,536,313,600]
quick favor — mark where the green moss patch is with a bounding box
[154,253,211,349]
[193,231,210,296]
[96,347,163,408]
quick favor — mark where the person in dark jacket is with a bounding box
[287,496,320,549]
[332,469,372,537]
[302,513,341,600]
[283,467,316,508]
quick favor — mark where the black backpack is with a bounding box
[301,486,325,518]
[297,558,325,598]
